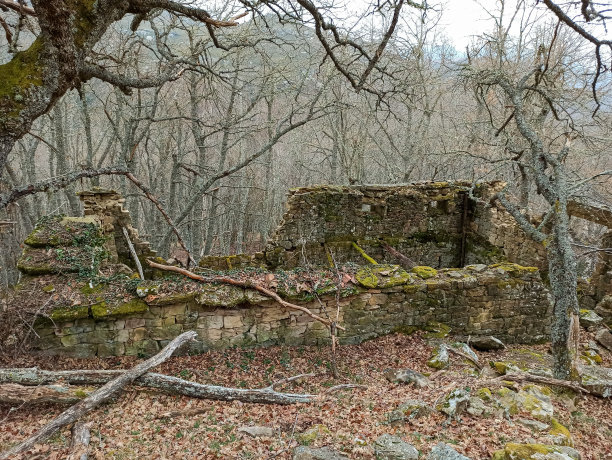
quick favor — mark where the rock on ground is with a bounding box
[383,368,429,387]
[373,434,419,460]
[292,446,349,460]
[427,442,471,460]
[427,343,449,369]
[470,336,505,351]
[237,425,276,437]
[491,443,581,460]
[595,295,612,322]
[594,328,612,352]
[578,309,603,330]
[581,365,612,398]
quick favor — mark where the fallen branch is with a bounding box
[0,368,315,405]
[0,331,196,460]
[502,371,589,394]
[379,241,416,269]
[145,259,345,331]
[0,383,91,405]
[448,347,483,370]
[351,241,378,264]
[156,407,211,420]
[68,421,91,460]
[122,226,144,280]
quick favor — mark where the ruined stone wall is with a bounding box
[33,263,552,357]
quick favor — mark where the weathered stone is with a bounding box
[427,344,449,369]
[595,295,612,321]
[386,399,432,425]
[517,418,550,431]
[470,335,505,351]
[373,434,418,460]
[491,443,580,460]
[383,369,429,387]
[581,365,612,398]
[578,309,603,330]
[427,442,471,460]
[292,446,349,460]
[495,385,554,421]
[436,388,470,418]
[297,424,330,443]
[594,328,612,352]
[237,426,275,437]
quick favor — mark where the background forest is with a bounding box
[0,0,610,288]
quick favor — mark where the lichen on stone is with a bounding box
[91,299,148,319]
[411,266,438,279]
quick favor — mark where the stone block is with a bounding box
[223,315,244,329]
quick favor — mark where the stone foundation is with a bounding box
[34,263,552,358]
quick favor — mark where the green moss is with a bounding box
[49,305,90,322]
[476,387,492,401]
[493,443,578,460]
[91,299,148,319]
[549,418,573,447]
[42,284,55,293]
[0,38,44,123]
[351,242,378,264]
[580,349,602,365]
[411,266,438,279]
[423,321,450,338]
[74,388,89,398]
[355,265,411,289]
[489,263,539,276]
[80,283,105,295]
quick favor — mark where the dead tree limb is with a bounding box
[68,421,91,460]
[122,226,144,280]
[145,260,345,331]
[448,347,483,370]
[501,371,589,394]
[379,241,416,269]
[0,383,91,405]
[0,368,315,405]
[0,331,196,460]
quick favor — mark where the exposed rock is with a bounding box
[595,295,612,321]
[495,385,554,421]
[581,365,612,398]
[580,349,602,365]
[594,328,612,352]
[292,446,349,460]
[427,442,471,460]
[384,369,429,387]
[450,342,480,363]
[436,388,470,418]
[386,399,433,425]
[470,336,505,351]
[544,418,573,447]
[466,396,496,417]
[517,418,550,431]
[297,424,331,443]
[578,309,603,330]
[373,434,419,460]
[491,443,580,460]
[427,344,449,369]
[237,426,276,437]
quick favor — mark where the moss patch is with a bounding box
[411,266,438,279]
[91,299,148,319]
[49,305,90,322]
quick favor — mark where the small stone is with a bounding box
[581,365,612,398]
[427,442,471,460]
[373,434,419,460]
[594,328,612,352]
[238,426,275,437]
[436,388,470,418]
[470,336,505,351]
[450,342,480,363]
[595,295,612,320]
[292,446,349,460]
[579,309,603,330]
[297,424,330,443]
[468,264,488,273]
[427,344,449,369]
[384,368,429,387]
[386,399,433,424]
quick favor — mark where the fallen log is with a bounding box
[68,421,90,460]
[146,259,345,331]
[0,383,91,405]
[0,368,315,405]
[0,330,197,460]
[379,241,416,269]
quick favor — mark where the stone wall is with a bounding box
[33,263,552,358]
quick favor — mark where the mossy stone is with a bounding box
[91,299,148,319]
[548,418,573,447]
[411,266,438,279]
[491,443,580,460]
[49,305,90,322]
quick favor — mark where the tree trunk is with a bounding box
[68,421,90,460]
[0,383,90,405]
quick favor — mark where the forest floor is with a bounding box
[0,331,611,460]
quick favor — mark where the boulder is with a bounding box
[495,385,554,421]
[436,388,470,418]
[450,342,480,363]
[470,336,505,351]
[491,443,580,460]
[384,369,429,387]
[292,446,349,460]
[297,424,331,443]
[594,328,612,353]
[578,309,603,330]
[427,442,471,460]
[427,344,449,369]
[581,365,612,398]
[373,434,419,460]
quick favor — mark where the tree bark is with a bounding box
[68,421,90,460]
[0,368,315,405]
[0,330,196,460]
[0,383,90,405]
